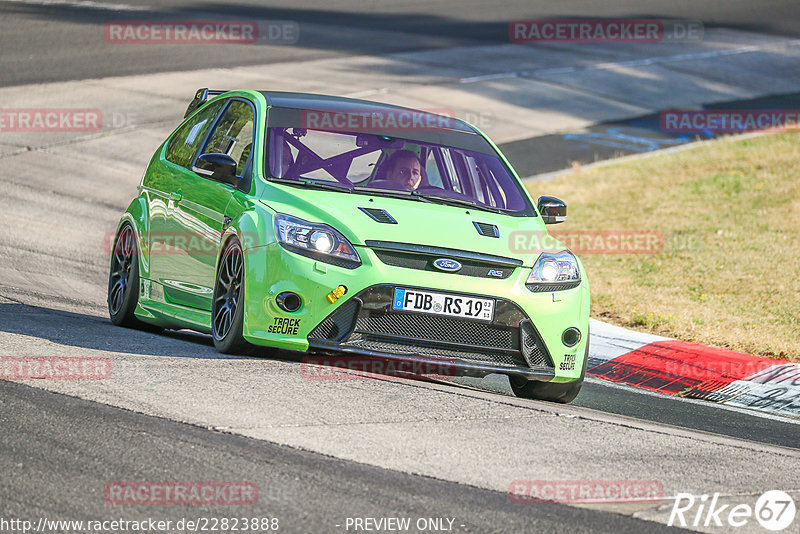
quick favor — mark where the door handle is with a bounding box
[170,191,182,202]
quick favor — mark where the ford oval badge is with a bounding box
[433,258,462,272]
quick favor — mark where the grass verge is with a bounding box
[526,132,799,361]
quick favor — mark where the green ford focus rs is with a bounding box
[109,89,590,403]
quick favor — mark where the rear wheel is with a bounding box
[509,329,589,403]
[212,237,252,354]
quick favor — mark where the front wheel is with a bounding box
[212,237,253,354]
[509,375,584,403]
[108,223,145,328]
[509,328,589,403]
[108,223,163,333]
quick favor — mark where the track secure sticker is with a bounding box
[268,317,301,335]
[560,354,576,371]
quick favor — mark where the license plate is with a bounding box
[392,288,494,322]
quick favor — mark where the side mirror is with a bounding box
[537,196,567,224]
[193,153,239,186]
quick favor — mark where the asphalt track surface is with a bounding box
[1,0,800,87]
[0,378,689,534]
[1,1,800,532]
[2,300,799,450]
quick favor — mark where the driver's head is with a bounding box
[385,150,422,190]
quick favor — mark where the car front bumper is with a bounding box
[242,242,589,383]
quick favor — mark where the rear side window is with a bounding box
[202,100,255,176]
[165,100,224,168]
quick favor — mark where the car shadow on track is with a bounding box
[0,301,518,395]
[0,301,244,360]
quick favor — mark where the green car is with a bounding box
[108,89,590,403]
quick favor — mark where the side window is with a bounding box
[440,149,461,193]
[201,100,255,177]
[165,100,224,168]
[425,150,443,188]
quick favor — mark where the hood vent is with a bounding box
[359,207,397,224]
[473,221,499,238]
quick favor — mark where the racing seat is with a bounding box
[270,139,296,178]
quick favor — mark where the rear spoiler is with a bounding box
[184,88,228,118]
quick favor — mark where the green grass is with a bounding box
[527,133,800,361]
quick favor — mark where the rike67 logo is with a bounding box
[668,490,796,531]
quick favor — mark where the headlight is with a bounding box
[274,213,361,267]
[526,251,580,291]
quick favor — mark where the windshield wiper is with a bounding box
[352,187,434,203]
[411,192,504,213]
[269,177,352,193]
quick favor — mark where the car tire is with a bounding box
[509,328,590,403]
[108,223,160,332]
[212,237,253,354]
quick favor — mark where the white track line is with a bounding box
[460,40,800,83]
[1,0,149,11]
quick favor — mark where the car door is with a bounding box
[167,98,256,311]
[148,99,225,298]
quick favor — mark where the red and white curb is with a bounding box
[588,319,800,419]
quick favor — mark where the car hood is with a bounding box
[259,183,557,267]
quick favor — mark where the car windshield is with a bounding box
[266,126,534,216]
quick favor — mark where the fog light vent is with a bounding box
[276,292,302,312]
[562,327,581,347]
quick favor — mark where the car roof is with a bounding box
[258,91,477,134]
[256,90,497,153]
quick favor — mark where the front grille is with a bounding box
[520,320,549,367]
[345,339,520,367]
[308,284,553,370]
[366,241,521,280]
[354,312,515,348]
[372,249,514,279]
[309,298,360,341]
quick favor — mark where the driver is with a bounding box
[384,149,422,190]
